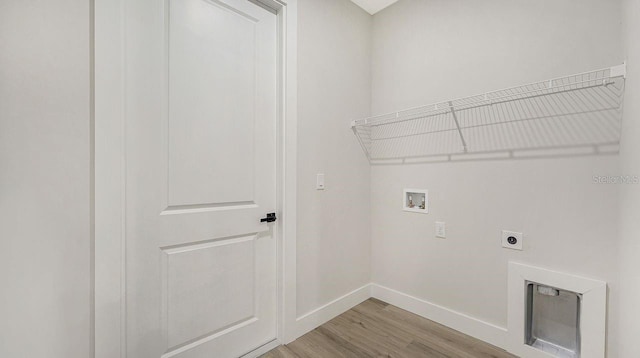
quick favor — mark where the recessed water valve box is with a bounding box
[403,189,428,214]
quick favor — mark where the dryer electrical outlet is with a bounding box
[502,230,523,250]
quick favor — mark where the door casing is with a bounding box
[93,0,298,356]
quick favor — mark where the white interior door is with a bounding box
[125,0,278,357]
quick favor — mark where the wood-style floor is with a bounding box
[261,298,516,358]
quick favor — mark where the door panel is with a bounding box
[168,0,259,207]
[163,236,256,350]
[125,0,278,356]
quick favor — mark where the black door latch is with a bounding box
[260,213,277,223]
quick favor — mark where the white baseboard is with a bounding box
[287,283,510,354]
[292,284,372,342]
[371,283,509,351]
[241,339,281,358]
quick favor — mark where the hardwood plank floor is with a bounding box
[261,299,517,358]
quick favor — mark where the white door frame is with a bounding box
[93,0,298,356]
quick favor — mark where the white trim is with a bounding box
[276,0,298,344]
[93,0,298,356]
[293,284,372,340]
[371,283,510,351]
[349,0,399,15]
[94,0,126,356]
[240,339,281,358]
[508,262,607,358]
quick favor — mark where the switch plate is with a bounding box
[316,174,325,190]
[435,222,446,238]
[502,230,523,250]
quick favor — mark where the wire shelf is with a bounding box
[352,65,627,164]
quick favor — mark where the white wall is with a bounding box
[0,1,91,357]
[618,0,640,355]
[370,0,623,354]
[296,0,372,316]
[0,0,633,355]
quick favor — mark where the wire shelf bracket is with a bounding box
[351,64,627,164]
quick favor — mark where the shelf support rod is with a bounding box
[448,101,468,153]
[351,125,371,162]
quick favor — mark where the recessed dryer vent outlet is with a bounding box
[526,282,582,358]
[508,262,607,358]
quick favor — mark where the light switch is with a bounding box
[316,174,325,190]
[436,222,446,238]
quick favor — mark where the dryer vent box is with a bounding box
[526,281,582,358]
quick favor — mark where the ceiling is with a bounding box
[350,0,399,15]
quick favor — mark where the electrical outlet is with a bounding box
[502,230,523,250]
[435,222,446,238]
